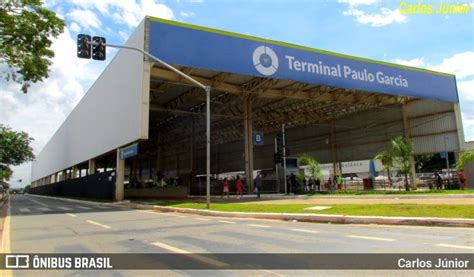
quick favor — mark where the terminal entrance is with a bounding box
[118,63,461,199]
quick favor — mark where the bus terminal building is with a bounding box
[30,17,467,200]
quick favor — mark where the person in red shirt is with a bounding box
[459,169,467,190]
[222,178,229,198]
[235,175,243,199]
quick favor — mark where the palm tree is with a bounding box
[298,154,323,181]
[374,150,394,187]
[456,150,474,171]
[390,136,413,191]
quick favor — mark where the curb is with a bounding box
[27,194,474,228]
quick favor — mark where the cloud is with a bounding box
[67,8,102,30]
[461,111,474,142]
[343,7,407,27]
[69,22,81,32]
[180,11,195,18]
[118,30,130,42]
[393,51,474,79]
[429,52,474,80]
[457,80,474,101]
[393,57,426,67]
[69,0,174,28]
[338,0,377,6]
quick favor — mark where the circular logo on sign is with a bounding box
[253,46,279,76]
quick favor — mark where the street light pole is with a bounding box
[274,136,280,194]
[205,85,211,209]
[282,124,287,194]
[101,43,212,208]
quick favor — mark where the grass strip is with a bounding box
[163,203,474,219]
[306,189,474,196]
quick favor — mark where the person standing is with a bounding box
[327,177,333,193]
[290,173,297,194]
[235,175,243,199]
[434,172,443,190]
[315,177,321,192]
[254,174,263,198]
[308,177,315,192]
[336,175,344,190]
[222,177,229,198]
[459,169,467,190]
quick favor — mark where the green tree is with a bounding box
[298,154,322,184]
[374,150,394,187]
[391,136,413,191]
[0,164,13,181]
[0,0,65,93]
[456,150,474,171]
[0,124,35,181]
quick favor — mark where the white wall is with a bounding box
[32,20,150,181]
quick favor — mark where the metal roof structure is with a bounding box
[148,65,408,150]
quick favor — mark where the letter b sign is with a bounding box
[253,132,264,145]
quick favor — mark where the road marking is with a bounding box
[291,228,320,234]
[151,241,227,267]
[219,220,236,224]
[263,270,285,277]
[152,241,190,254]
[19,208,31,213]
[66,213,77,218]
[194,217,211,221]
[28,198,49,207]
[247,224,270,228]
[436,243,474,250]
[2,200,12,252]
[38,207,53,212]
[346,235,395,242]
[58,206,72,211]
[1,199,12,277]
[86,220,111,229]
[76,206,92,210]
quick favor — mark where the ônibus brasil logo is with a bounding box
[253,46,279,76]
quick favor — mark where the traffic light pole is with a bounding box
[274,136,280,193]
[282,124,287,195]
[101,42,212,209]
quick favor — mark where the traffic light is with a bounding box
[77,34,91,59]
[92,36,106,60]
[274,152,283,164]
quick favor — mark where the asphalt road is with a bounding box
[3,194,474,276]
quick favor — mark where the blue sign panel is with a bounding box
[440,152,448,159]
[119,143,138,160]
[148,18,458,103]
[253,132,264,145]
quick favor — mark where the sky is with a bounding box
[1,0,473,187]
